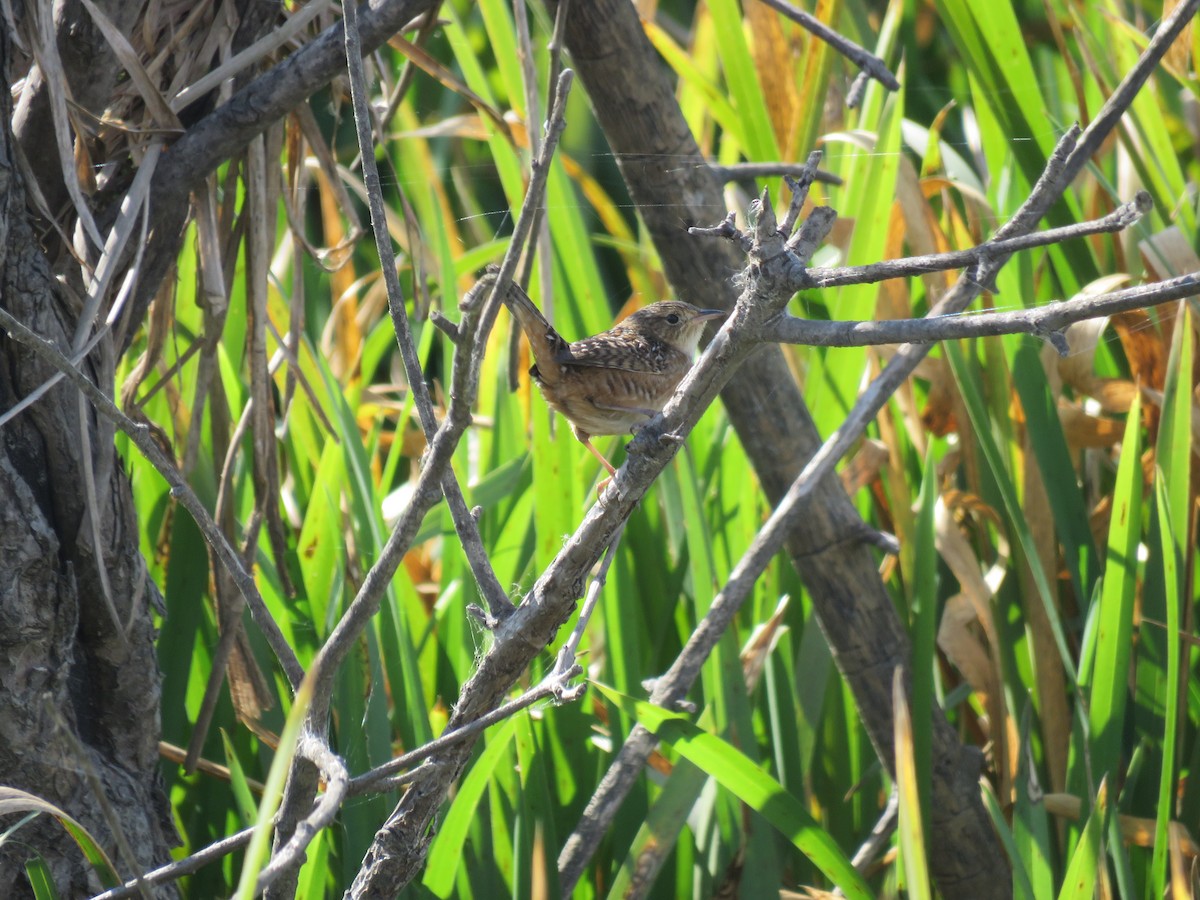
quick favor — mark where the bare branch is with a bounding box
[709,158,841,187]
[128,0,440,348]
[850,787,899,874]
[347,451,623,808]
[753,0,900,95]
[762,272,1200,350]
[255,737,350,893]
[89,829,256,900]
[785,206,837,263]
[777,151,826,236]
[687,212,750,251]
[340,0,514,627]
[351,651,587,797]
[265,6,580,889]
[802,191,1152,289]
[553,521,626,692]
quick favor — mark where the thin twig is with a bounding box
[754,0,899,94]
[849,786,899,874]
[510,0,550,378]
[762,271,1199,351]
[346,77,595,899]
[260,4,463,887]
[263,13,576,893]
[710,158,840,188]
[376,5,444,143]
[347,510,616,803]
[88,829,256,900]
[351,653,587,796]
[800,191,1152,289]
[342,0,515,632]
[255,736,350,892]
[777,151,824,237]
[553,521,626,687]
[342,0,516,626]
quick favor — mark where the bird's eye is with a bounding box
[666,313,681,325]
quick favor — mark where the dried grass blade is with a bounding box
[76,396,123,638]
[172,0,334,113]
[74,142,164,350]
[388,31,512,139]
[26,2,105,249]
[246,134,296,597]
[77,0,182,132]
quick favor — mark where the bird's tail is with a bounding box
[496,271,552,337]
[480,265,569,383]
[470,264,552,335]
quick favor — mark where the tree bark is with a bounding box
[0,16,177,899]
[553,1,1011,896]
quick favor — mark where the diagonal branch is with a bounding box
[799,191,1152,289]
[125,0,440,348]
[752,0,899,97]
[342,0,513,627]
[263,5,578,891]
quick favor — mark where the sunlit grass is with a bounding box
[113,0,1200,895]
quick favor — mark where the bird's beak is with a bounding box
[697,309,726,321]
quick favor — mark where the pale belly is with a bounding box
[535,367,682,436]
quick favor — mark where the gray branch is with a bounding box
[799,191,1152,289]
[753,0,900,96]
[762,272,1199,350]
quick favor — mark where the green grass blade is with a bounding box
[1011,707,1053,900]
[893,668,931,900]
[24,856,60,900]
[1056,780,1105,900]
[1084,390,1142,783]
[945,340,1077,683]
[423,717,519,897]
[1151,309,1191,892]
[1009,334,1100,603]
[0,789,120,889]
[233,666,314,900]
[909,450,938,832]
[597,685,873,899]
[706,0,780,162]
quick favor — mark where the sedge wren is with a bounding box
[502,278,725,478]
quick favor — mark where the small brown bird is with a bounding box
[503,279,725,479]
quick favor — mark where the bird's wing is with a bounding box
[561,333,675,373]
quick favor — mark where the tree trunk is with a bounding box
[0,23,177,898]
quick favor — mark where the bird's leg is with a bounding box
[572,426,619,494]
[580,437,618,477]
[577,402,658,495]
